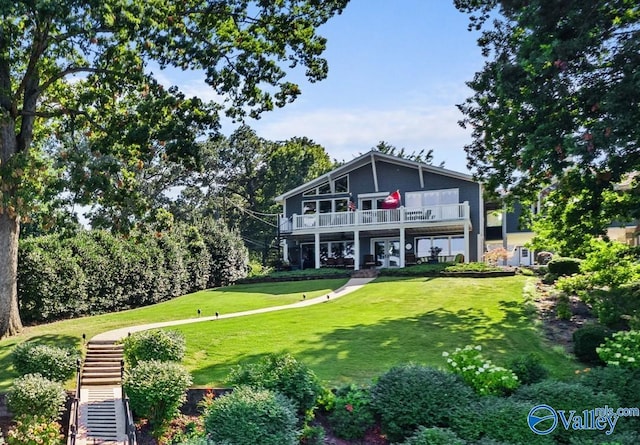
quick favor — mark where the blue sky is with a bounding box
[160,1,486,173]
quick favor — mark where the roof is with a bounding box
[274,150,475,203]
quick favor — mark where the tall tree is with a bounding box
[370,141,441,166]
[174,128,333,260]
[0,0,348,338]
[455,0,640,251]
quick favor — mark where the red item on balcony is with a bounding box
[381,190,401,209]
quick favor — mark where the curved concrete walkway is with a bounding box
[91,277,375,342]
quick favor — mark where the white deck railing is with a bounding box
[280,202,469,233]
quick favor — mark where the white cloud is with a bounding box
[252,104,473,172]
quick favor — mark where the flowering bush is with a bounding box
[7,414,63,445]
[483,247,511,265]
[597,330,640,369]
[443,345,519,396]
[327,384,375,440]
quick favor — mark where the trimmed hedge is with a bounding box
[547,257,582,276]
[17,222,247,324]
[572,324,611,364]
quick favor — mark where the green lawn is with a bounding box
[0,278,347,390]
[171,276,578,388]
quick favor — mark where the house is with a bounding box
[485,201,535,266]
[274,150,485,270]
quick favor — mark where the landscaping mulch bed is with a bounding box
[533,281,597,353]
[133,389,390,445]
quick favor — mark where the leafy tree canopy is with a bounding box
[455,0,640,252]
[0,0,348,337]
[369,141,442,166]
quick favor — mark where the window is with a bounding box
[486,210,503,227]
[359,193,389,211]
[303,201,316,214]
[335,176,349,193]
[319,200,332,213]
[301,241,354,263]
[335,199,348,212]
[416,236,465,258]
[302,198,350,214]
[405,189,459,208]
[302,175,349,196]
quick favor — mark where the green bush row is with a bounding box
[17,221,248,324]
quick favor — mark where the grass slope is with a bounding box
[0,278,347,390]
[172,276,577,388]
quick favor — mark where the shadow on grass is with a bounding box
[189,299,568,387]
[0,334,82,391]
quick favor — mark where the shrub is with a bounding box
[450,397,554,445]
[6,414,63,445]
[573,324,611,364]
[512,380,620,411]
[507,353,549,385]
[6,374,66,420]
[580,366,640,408]
[121,329,186,366]
[204,386,298,445]
[444,262,502,273]
[547,257,582,276]
[443,345,520,396]
[483,247,511,266]
[300,424,325,445]
[327,384,375,440]
[586,284,640,328]
[226,353,323,418]
[123,360,192,438]
[12,342,79,382]
[597,330,640,369]
[395,426,466,445]
[542,272,558,284]
[580,239,640,288]
[512,380,625,442]
[556,293,572,320]
[567,431,640,445]
[370,364,476,442]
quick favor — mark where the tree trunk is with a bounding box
[0,211,22,338]
[1,102,24,338]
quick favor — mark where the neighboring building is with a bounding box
[274,150,485,270]
[485,202,535,266]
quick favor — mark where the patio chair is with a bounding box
[363,254,377,269]
[405,253,417,266]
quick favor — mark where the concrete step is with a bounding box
[84,361,123,367]
[82,376,122,386]
[351,268,379,278]
[83,370,121,378]
[85,354,123,360]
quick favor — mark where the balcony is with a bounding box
[280,202,470,234]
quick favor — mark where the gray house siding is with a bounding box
[277,151,483,269]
